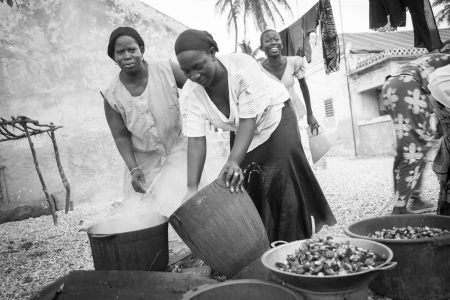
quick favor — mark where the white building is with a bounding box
[305,28,450,156]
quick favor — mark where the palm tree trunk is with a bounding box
[230,0,238,52]
[243,11,247,41]
[234,17,238,52]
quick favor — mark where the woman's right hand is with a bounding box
[131,168,147,193]
[219,160,244,193]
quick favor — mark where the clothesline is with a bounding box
[279,0,340,75]
[277,0,443,75]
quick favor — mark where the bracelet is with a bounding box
[130,167,140,175]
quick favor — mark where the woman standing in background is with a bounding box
[259,29,319,164]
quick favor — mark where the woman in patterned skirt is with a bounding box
[382,52,450,214]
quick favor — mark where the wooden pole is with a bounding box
[49,124,72,213]
[22,123,58,225]
[0,166,9,206]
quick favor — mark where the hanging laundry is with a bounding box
[279,0,340,74]
[369,0,407,31]
[318,0,340,74]
[368,0,442,52]
[408,0,443,51]
[279,3,319,63]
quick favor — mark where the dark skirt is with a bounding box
[233,103,336,243]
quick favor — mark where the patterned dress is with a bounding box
[382,53,450,208]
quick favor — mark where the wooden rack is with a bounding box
[0,116,72,225]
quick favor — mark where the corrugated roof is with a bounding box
[341,28,450,51]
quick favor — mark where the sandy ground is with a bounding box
[0,155,440,299]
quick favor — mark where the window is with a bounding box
[324,98,334,118]
[377,88,389,116]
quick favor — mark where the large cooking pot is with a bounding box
[261,237,396,299]
[87,212,168,271]
[182,279,301,300]
[344,214,450,300]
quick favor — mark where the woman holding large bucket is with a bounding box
[175,29,336,242]
[101,27,189,217]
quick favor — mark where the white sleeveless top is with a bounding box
[260,56,307,120]
[102,58,187,216]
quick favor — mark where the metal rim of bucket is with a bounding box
[261,237,395,281]
[344,215,450,245]
[87,212,168,236]
[181,279,301,300]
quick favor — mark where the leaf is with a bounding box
[6,0,13,7]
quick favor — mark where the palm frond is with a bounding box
[215,0,227,14]
[247,0,269,31]
[435,4,450,25]
[267,0,285,24]
[260,0,277,29]
[271,0,293,17]
[239,41,253,54]
[432,0,450,7]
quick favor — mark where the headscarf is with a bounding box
[174,29,219,55]
[107,27,145,60]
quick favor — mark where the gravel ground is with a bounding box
[0,155,439,299]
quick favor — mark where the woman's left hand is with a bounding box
[219,160,244,193]
[307,114,320,135]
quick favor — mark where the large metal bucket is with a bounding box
[87,213,168,271]
[261,237,396,300]
[344,215,450,300]
[182,279,301,300]
[169,178,270,280]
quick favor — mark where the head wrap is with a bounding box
[428,64,450,108]
[174,29,219,55]
[107,27,145,60]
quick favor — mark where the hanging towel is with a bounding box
[279,3,319,63]
[279,1,340,73]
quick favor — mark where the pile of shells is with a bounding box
[276,237,386,276]
[368,226,450,240]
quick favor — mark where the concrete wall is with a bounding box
[305,39,429,157]
[355,89,381,121]
[306,57,356,157]
[345,57,427,156]
[0,0,188,221]
[357,116,396,156]
[346,59,407,156]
